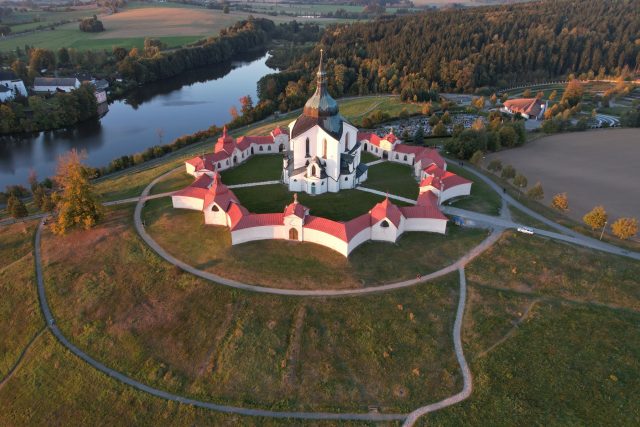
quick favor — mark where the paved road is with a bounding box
[356,185,640,261]
[457,164,640,260]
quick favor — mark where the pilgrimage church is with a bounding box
[171,52,473,257]
[282,50,368,195]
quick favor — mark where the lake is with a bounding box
[0,50,274,189]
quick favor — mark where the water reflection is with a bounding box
[0,50,273,188]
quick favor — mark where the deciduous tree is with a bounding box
[551,192,569,211]
[583,205,607,230]
[611,217,638,240]
[51,150,103,235]
[526,182,544,200]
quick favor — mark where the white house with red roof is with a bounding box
[184,126,289,177]
[172,166,449,257]
[501,98,547,120]
[282,51,368,195]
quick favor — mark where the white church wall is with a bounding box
[172,196,204,211]
[301,228,349,257]
[441,183,472,203]
[390,152,414,166]
[203,203,229,225]
[346,227,372,255]
[370,219,402,242]
[231,225,287,245]
[404,218,447,234]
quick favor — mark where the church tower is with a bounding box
[283,50,367,195]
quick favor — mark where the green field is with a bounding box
[0,2,338,52]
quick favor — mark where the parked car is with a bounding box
[517,226,534,235]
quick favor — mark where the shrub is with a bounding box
[512,173,528,188]
[526,182,544,200]
[487,159,502,172]
[501,165,516,180]
[470,150,483,166]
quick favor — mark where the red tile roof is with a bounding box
[358,132,383,147]
[416,148,445,169]
[232,213,284,231]
[227,202,249,228]
[400,205,448,220]
[503,98,543,117]
[344,213,372,239]
[284,196,308,219]
[420,175,442,189]
[393,144,425,155]
[441,172,472,190]
[370,197,403,228]
[304,215,348,241]
[173,174,212,200]
[417,190,439,206]
[423,163,446,178]
[384,132,398,143]
[271,127,288,137]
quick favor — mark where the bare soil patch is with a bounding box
[486,129,640,222]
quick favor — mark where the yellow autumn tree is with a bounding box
[583,205,607,230]
[551,193,569,211]
[51,149,103,235]
[611,217,638,240]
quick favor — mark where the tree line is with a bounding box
[257,0,639,112]
[0,85,98,134]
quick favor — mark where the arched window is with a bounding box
[226,160,229,165]
[395,154,399,159]
[217,162,221,169]
[289,228,298,240]
[311,165,317,176]
[268,146,271,151]
[259,146,264,151]
[322,139,327,158]
[211,205,219,212]
[345,133,350,150]
[381,220,390,228]
[344,176,348,181]
[404,155,408,161]
[305,137,310,157]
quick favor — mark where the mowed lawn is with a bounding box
[364,161,418,199]
[446,163,502,216]
[40,204,463,411]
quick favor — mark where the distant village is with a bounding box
[0,69,108,106]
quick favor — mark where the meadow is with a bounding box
[0,3,327,52]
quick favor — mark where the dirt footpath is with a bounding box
[486,128,640,222]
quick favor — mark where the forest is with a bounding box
[258,0,640,110]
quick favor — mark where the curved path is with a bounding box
[25,159,640,424]
[33,215,479,422]
[134,168,504,296]
[402,268,473,427]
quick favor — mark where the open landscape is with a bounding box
[1,0,639,425]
